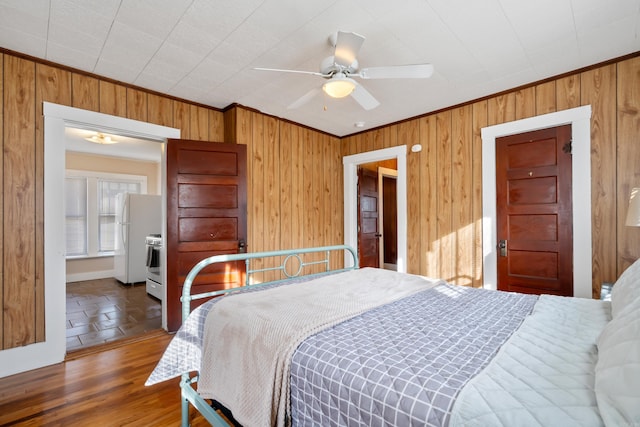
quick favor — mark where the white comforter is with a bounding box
[450,294,611,427]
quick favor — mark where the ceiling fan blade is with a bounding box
[350,83,380,111]
[287,88,321,109]
[358,64,434,79]
[254,67,327,77]
[333,31,365,68]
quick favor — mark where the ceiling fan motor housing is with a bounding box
[320,55,359,77]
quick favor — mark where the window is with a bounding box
[65,170,147,258]
[65,177,88,256]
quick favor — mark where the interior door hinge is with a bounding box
[562,140,572,154]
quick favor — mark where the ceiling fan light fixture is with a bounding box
[85,133,118,145]
[323,75,356,98]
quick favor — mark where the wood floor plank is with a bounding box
[0,333,213,426]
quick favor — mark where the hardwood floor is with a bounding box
[0,332,214,426]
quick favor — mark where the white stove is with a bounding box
[145,233,163,300]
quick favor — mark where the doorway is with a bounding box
[64,128,165,351]
[356,164,398,270]
[344,145,407,272]
[0,102,181,377]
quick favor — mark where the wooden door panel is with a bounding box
[166,139,247,331]
[177,255,244,286]
[509,215,557,240]
[360,195,377,211]
[509,251,558,278]
[179,218,238,241]
[361,217,378,233]
[508,177,557,204]
[506,138,557,168]
[177,150,240,174]
[496,125,573,296]
[360,239,378,260]
[178,184,239,208]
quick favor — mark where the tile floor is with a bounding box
[66,278,162,352]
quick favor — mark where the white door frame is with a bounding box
[344,146,407,272]
[481,105,592,298]
[0,103,179,378]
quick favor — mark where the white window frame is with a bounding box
[65,169,148,259]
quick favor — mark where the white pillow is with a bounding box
[610,258,640,318]
[595,300,640,427]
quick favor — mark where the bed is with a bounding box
[146,245,640,427]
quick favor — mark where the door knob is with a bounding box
[498,240,507,257]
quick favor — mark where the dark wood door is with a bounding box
[496,125,573,296]
[358,167,380,268]
[166,140,247,332]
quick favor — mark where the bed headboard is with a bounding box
[181,245,359,322]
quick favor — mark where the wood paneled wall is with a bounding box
[343,55,640,297]
[0,51,225,350]
[0,50,343,350]
[224,107,344,281]
[1,47,638,352]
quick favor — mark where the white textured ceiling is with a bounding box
[1,0,639,137]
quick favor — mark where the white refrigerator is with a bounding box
[114,193,162,284]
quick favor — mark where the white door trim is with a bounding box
[0,103,179,378]
[344,146,407,272]
[481,105,592,298]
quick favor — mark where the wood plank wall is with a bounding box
[0,50,343,350]
[0,51,225,351]
[343,55,640,297]
[224,107,344,281]
[1,47,638,351]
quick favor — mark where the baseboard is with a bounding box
[66,270,116,283]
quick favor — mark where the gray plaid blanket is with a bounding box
[289,284,537,426]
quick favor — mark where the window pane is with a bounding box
[65,177,87,256]
[65,177,87,216]
[66,218,87,256]
[99,215,115,252]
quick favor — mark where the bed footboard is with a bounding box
[180,244,358,323]
[178,244,358,426]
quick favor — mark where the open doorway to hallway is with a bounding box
[357,162,398,270]
[343,145,407,273]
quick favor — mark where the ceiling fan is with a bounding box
[255,31,434,111]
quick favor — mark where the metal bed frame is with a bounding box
[178,245,359,426]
